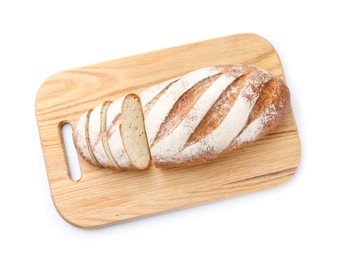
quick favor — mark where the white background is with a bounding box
[1,1,338,259]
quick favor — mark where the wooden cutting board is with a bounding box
[36,33,300,228]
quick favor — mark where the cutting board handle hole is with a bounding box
[60,122,82,182]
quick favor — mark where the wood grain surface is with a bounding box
[36,33,301,228]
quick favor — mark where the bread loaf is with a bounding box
[73,64,290,170]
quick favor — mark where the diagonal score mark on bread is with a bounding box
[231,77,290,149]
[150,73,223,148]
[142,77,181,116]
[184,73,247,148]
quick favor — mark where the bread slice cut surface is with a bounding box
[120,94,151,170]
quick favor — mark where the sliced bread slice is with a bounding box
[73,110,94,165]
[85,109,101,167]
[100,101,120,169]
[88,104,113,168]
[120,94,151,170]
[107,98,133,169]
